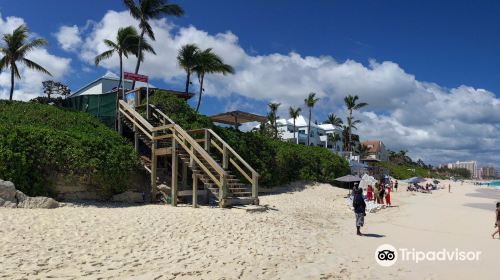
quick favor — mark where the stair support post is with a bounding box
[222,146,229,169]
[219,175,228,208]
[192,174,198,208]
[150,131,158,202]
[171,137,178,206]
[252,171,259,205]
[182,162,188,189]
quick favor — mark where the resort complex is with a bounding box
[0,1,499,279]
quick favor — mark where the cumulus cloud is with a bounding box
[0,14,72,100]
[54,25,81,51]
[63,10,500,167]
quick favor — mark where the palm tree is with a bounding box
[124,0,184,89]
[289,106,301,144]
[357,144,371,160]
[344,95,368,152]
[0,25,52,100]
[304,92,320,146]
[95,26,155,91]
[325,113,343,127]
[177,44,200,95]
[268,102,280,139]
[193,48,234,112]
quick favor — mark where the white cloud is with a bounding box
[54,25,81,51]
[0,15,72,100]
[67,10,500,167]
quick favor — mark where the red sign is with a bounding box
[124,72,148,83]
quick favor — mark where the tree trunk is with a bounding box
[9,65,14,101]
[348,110,352,152]
[307,108,312,146]
[185,71,191,95]
[195,73,204,112]
[132,30,146,90]
[116,53,123,131]
[293,119,297,144]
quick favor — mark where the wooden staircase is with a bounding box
[117,100,259,207]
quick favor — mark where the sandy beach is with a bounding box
[0,180,499,279]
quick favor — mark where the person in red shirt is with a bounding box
[367,184,373,201]
[385,186,391,206]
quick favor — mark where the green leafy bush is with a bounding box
[149,92,350,187]
[0,101,139,197]
[374,161,443,180]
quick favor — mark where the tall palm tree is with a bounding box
[95,26,155,91]
[177,44,200,95]
[325,113,343,127]
[357,144,371,160]
[124,0,184,89]
[344,95,368,152]
[268,102,280,139]
[289,106,301,144]
[0,25,52,100]
[193,48,234,112]
[304,92,320,146]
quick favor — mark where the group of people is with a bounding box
[407,182,435,193]
[366,180,396,206]
[352,179,397,236]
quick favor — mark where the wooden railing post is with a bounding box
[252,171,259,205]
[182,162,188,189]
[150,131,157,202]
[222,145,229,169]
[133,121,139,152]
[171,136,178,206]
[204,129,210,151]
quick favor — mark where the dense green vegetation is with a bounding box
[374,150,471,180]
[149,92,350,187]
[0,101,138,197]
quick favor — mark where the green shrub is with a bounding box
[149,92,350,187]
[0,101,139,197]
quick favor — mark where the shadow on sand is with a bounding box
[362,233,385,238]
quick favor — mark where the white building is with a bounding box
[69,72,155,98]
[275,115,344,153]
[447,161,478,179]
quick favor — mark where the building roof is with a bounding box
[69,72,156,97]
[361,140,385,153]
[210,111,268,126]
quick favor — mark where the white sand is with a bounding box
[0,180,498,279]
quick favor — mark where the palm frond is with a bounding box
[17,38,48,56]
[103,39,118,49]
[22,58,52,76]
[11,62,21,79]
[94,49,115,65]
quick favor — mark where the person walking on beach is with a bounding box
[394,180,398,192]
[492,202,500,239]
[385,186,391,206]
[352,187,366,236]
[367,184,373,201]
[379,184,385,205]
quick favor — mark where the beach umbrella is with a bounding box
[407,177,426,184]
[335,175,362,195]
[433,180,440,184]
[335,174,362,182]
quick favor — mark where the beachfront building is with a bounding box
[360,140,389,162]
[275,115,344,152]
[446,160,478,179]
[66,73,193,127]
[481,166,498,179]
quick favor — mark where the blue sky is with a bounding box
[0,0,499,168]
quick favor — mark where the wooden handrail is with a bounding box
[148,105,227,188]
[207,129,259,178]
[119,100,154,131]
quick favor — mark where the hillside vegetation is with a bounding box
[0,101,138,197]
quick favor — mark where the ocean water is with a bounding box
[486,181,500,187]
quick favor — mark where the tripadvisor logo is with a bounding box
[375,244,482,267]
